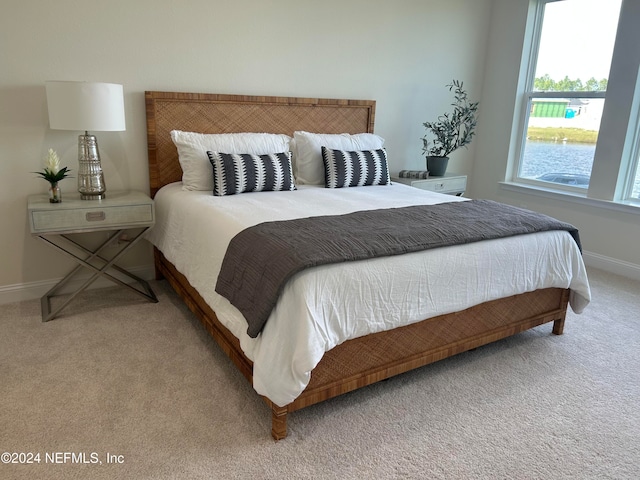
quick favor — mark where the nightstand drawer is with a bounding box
[27,190,155,234]
[30,204,154,233]
[393,174,467,196]
[415,176,466,194]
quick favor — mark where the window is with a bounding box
[632,154,640,199]
[515,0,640,204]
[628,110,640,199]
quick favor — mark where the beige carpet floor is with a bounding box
[1,267,638,479]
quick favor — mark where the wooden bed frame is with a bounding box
[145,91,570,440]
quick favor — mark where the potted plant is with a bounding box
[422,79,479,176]
[34,149,71,203]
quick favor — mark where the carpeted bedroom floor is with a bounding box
[1,267,638,480]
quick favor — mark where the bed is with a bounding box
[144,91,590,440]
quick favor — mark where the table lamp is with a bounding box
[45,81,126,200]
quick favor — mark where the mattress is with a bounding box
[145,182,591,406]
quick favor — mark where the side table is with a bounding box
[27,190,158,322]
[392,173,467,196]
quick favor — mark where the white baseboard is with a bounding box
[582,251,640,281]
[0,264,156,306]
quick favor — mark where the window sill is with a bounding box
[499,181,640,216]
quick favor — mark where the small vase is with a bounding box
[48,182,61,203]
[426,156,449,176]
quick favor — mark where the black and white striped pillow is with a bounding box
[321,147,391,188]
[207,151,296,196]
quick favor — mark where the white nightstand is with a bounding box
[392,173,467,196]
[27,190,158,322]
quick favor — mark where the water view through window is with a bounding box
[522,96,603,189]
[521,141,594,185]
[520,0,625,191]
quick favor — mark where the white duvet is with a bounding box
[145,182,591,407]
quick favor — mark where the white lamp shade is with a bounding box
[45,81,126,132]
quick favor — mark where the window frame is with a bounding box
[511,0,640,207]
[621,80,640,200]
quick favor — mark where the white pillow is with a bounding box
[293,131,385,185]
[170,130,293,191]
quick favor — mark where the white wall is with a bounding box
[472,0,640,279]
[0,0,491,298]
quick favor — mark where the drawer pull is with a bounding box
[86,211,106,222]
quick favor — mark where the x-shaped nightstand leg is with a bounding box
[38,227,158,322]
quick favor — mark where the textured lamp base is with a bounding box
[78,133,106,200]
[80,193,106,200]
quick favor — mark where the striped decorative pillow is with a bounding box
[321,147,391,188]
[207,151,296,196]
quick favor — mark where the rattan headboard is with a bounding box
[145,91,376,197]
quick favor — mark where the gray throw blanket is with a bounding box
[215,199,581,337]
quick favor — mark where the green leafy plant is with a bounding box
[422,79,479,157]
[34,149,71,184]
